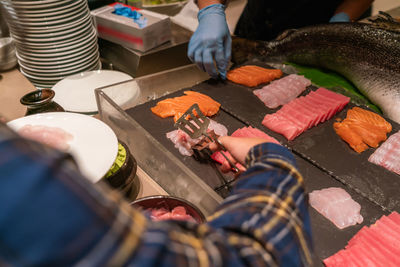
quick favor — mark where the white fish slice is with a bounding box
[309,187,363,229]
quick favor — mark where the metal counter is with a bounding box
[98,23,193,77]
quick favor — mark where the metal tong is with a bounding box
[174,103,240,173]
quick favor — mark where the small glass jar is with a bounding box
[20,89,65,116]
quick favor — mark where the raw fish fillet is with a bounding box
[324,212,400,267]
[368,130,400,175]
[309,187,363,229]
[230,126,279,144]
[18,124,73,151]
[226,65,283,87]
[334,107,392,153]
[149,206,196,223]
[262,88,350,140]
[253,74,311,108]
[151,91,221,122]
[166,119,228,156]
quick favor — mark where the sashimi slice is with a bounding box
[279,104,313,130]
[334,122,369,153]
[334,107,392,154]
[288,100,318,129]
[262,113,302,140]
[347,107,392,133]
[308,187,363,229]
[18,124,73,151]
[325,212,400,267]
[316,87,351,110]
[166,119,228,156]
[388,211,400,225]
[347,121,388,148]
[151,91,221,122]
[226,65,283,87]
[368,130,400,175]
[230,126,279,144]
[293,97,325,126]
[253,74,311,108]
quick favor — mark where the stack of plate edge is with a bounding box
[0,0,100,88]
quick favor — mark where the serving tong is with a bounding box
[175,103,240,173]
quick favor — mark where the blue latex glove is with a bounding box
[113,4,148,28]
[329,12,351,23]
[188,4,231,79]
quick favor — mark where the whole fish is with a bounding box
[232,12,400,124]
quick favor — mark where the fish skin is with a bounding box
[231,13,400,123]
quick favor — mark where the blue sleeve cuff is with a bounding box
[329,12,350,23]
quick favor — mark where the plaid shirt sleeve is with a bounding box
[0,122,313,267]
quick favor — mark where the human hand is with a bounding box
[187,4,231,79]
[209,136,267,172]
[329,12,351,23]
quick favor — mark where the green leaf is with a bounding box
[288,63,381,113]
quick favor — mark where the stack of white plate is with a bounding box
[0,0,100,88]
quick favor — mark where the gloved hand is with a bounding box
[329,12,351,23]
[187,4,231,79]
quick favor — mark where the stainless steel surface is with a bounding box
[0,8,9,37]
[98,23,193,77]
[95,64,221,216]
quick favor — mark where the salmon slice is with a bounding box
[334,121,369,153]
[151,91,221,121]
[334,107,392,153]
[226,65,283,87]
[346,107,392,133]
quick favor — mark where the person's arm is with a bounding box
[0,122,312,266]
[208,137,314,266]
[187,0,231,79]
[330,0,374,22]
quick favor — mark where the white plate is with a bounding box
[7,112,118,183]
[3,0,85,18]
[53,70,139,113]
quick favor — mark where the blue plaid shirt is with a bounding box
[0,122,313,266]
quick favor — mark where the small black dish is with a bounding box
[104,141,137,198]
[20,89,64,116]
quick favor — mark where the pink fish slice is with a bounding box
[175,103,240,173]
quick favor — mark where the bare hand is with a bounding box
[209,137,267,172]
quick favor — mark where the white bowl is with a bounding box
[0,56,17,71]
[0,37,15,59]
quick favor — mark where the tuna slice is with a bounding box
[226,65,283,87]
[166,119,228,156]
[334,106,392,153]
[18,124,73,151]
[309,187,363,229]
[368,130,400,175]
[151,91,221,122]
[253,74,311,108]
[324,212,400,267]
[262,88,350,140]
